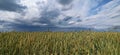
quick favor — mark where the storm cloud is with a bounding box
[0,0,26,11]
[0,0,120,31]
[57,0,73,5]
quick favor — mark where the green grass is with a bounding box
[0,31,120,55]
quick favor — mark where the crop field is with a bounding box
[0,31,120,55]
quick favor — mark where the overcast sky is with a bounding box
[0,0,120,31]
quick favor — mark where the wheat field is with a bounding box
[0,31,120,55]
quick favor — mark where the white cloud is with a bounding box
[0,0,120,31]
[0,11,21,23]
[72,0,120,29]
[32,22,48,26]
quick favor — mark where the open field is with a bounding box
[0,31,120,55]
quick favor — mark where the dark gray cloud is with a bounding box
[0,20,49,31]
[77,19,82,22]
[5,21,58,32]
[0,20,5,24]
[11,23,47,31]
[111,26,120,30]
[41,9,60,19]
[107,26,120,32]
[63,16,72,21]
[0,0,26,11]
[0,9,61,31]
[37,9,60,26]
[57,0,73,5]
[58,16,72,25]
[0,0,120,32]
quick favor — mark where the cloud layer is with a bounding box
[0,0,26,11]
[0,0,120,31]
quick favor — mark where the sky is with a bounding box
[0,0,120,31]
